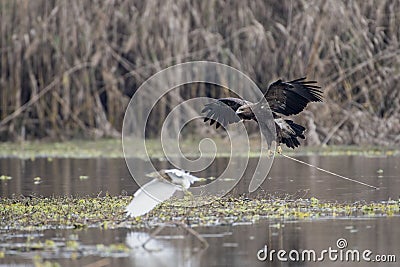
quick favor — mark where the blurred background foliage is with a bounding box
[0,0,399,145]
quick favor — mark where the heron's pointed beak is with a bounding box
[146,171,159,178]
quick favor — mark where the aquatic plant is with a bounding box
[0,195,399,231]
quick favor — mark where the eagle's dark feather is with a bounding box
[202,98,252,128]
[264,77,323,116]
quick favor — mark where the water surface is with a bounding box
[0,156,398,201]
[0,155,399,266]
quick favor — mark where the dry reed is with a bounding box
[0,0,399,145]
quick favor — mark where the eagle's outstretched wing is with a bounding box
[201,97,252,128]
[264,77,323,116]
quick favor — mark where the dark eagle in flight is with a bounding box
[201,77,323,153]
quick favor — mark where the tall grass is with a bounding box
[0,0,399,145]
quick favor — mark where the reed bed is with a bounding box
[0,0,399,145]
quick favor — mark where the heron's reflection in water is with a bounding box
[126,226,207,267]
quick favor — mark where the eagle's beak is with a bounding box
[236,110,243,114]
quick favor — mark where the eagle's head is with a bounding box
[236,104,255,120]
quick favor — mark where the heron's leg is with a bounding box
[182,187,193,197]
[182,187,195,203]
[174,221,209,249]
[142,225,166,251]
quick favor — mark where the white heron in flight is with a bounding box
[125,169,202,217]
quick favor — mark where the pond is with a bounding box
[0,155,399,266]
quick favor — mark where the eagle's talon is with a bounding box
[277,146,282,154]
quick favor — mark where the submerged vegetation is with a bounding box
[1,195,399,231]
[1,0,400,146]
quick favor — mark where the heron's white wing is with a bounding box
[125,179,177,217]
